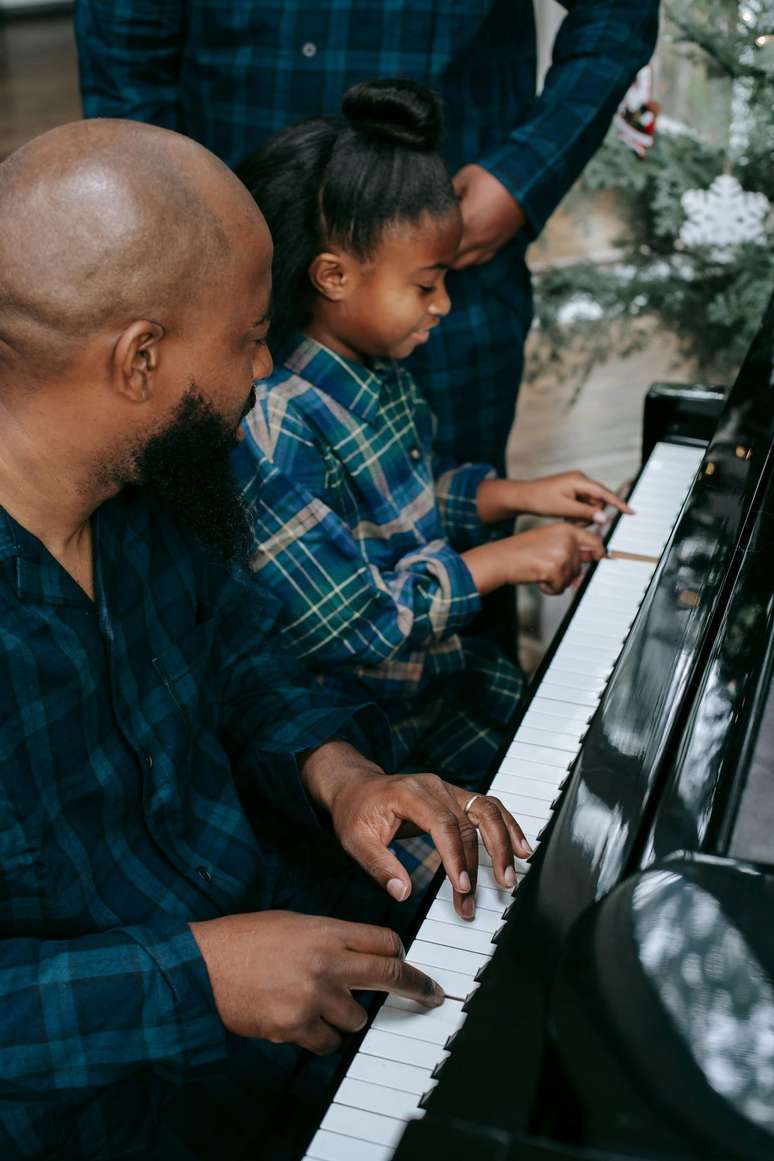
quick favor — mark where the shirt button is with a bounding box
[409,447,422,462]
[141,750,153,769]
[301,41,317,57]
[196,866,212,883]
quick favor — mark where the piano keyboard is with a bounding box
[303,441,706,1161]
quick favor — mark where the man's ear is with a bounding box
[112,320,165,403]
[308,251,358,302]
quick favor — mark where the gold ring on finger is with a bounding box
[463,794,482,817]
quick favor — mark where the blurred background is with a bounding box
[1,0,772,667]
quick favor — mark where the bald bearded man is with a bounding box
[0,120,530,1160]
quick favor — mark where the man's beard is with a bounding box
[133,384,255,563]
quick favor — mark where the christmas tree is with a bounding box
[531,0,774,395]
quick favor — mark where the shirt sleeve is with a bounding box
[0,920,226,1102]
[478,0,659,238]
[233,425,481,672]
[432,455,497,552]
[208,554,393,809]
[75,0,184,128]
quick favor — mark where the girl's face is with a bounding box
[312,208,462,362]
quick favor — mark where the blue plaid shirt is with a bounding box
[233,337,524,785]
[75,0,659,240]
[0,488,376,1158]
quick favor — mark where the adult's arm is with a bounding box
[0,920,225,1102]
[75,0,184,128]
[478,0,660,238]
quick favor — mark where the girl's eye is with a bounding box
[417,284,435,295]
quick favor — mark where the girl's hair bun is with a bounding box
[342,78,443,151]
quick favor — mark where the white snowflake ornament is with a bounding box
[680,174,770,263]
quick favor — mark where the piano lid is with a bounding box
[535,290,774,943]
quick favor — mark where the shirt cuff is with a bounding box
[476,146,557,240]
[408,541,481,638]
[124,919,229,1074]
[435,463,496,551]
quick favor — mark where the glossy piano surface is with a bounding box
[396,292,774,1161]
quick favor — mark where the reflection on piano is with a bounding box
[301,292,774,1161]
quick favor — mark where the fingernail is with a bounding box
[458,871,471,894]
[461,896,475,919]
[431,983,446,1006]
[504,865,517,887]
[522,839,534,856]
[593,511,606,524]
[387,877,409,901]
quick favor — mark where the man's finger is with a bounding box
[467,796,521,887]
[344,833,413,903]
[321,993,369,1035]
[342,952,445,1008]
[423,802,477,900]
[341,922,405,959]
[300,1018,344,1057]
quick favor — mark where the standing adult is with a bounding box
[75,0,659,474]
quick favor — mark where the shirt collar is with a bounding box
[282,334,389,425]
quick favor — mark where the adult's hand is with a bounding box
[190,911,444,1055]
[300,742,531,920]
[451,164,525,270]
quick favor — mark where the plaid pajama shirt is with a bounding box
[75,0,659,468]
[0,488,412,1159]
[234,335,527,807]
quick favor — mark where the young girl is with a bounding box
[233,79,628,805]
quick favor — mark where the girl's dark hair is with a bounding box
[235,78,457,349]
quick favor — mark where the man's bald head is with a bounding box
[0,119,264,383]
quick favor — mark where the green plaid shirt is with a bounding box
[234,336,525,782]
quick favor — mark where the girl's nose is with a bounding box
[430,288,451,318]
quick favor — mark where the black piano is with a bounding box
[303,292,774,1161]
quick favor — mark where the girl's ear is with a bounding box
[308,251,358,302]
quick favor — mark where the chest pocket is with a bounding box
[151,619,218,732]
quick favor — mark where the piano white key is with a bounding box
[515,725,586,752]
[348,1053,432,1096]
[487,771,558,803]
[416,918,497,956]
[357,1029,447,1073]
[403,957,478,1000]
[307,1129,393,1161]
[437,879,512,912]
[504,742,571,768]
[484,790,551,826]
[497,756,568,783]
[333,1077,419,1120]
[538,684,601,708]
[321,1104,406,1148]
[426,897,502,934]
[408,938,489,979]
[373,997,464,1045]
[520,704,592,731]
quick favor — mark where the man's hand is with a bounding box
[190,911,444,1054]
[451,164,525,269]
[477,472,632,526]
[300,743,531,919]
[463,523,604,596]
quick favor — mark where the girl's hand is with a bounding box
[514,471,632,524]
[463,523,605,596]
